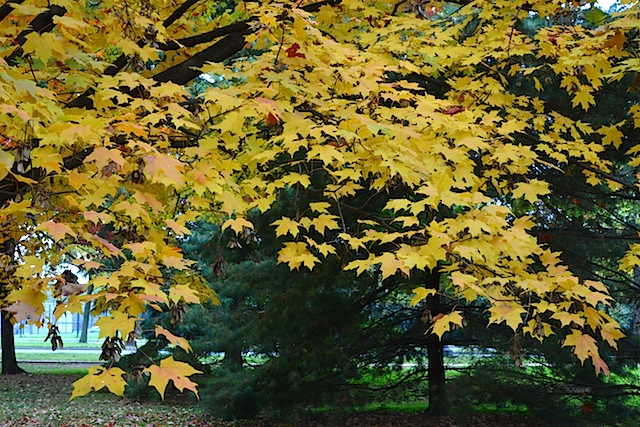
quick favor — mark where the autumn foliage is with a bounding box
[0,0,638,398]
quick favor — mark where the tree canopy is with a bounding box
[1,0,638,398]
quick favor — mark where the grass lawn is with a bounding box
[13,332,106,349]
[15,352,101,362]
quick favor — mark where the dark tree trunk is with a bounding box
[426,337,447,415]
[1,313,25,375]
[425,293,448,415]
[222,298,243,371]
[78,285,93,343]
[0,238,24,375]
[222,347,244,371]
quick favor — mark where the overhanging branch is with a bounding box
[0,0,24,23]
[6,4,67,65]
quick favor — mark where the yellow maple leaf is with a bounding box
[311,214,340,235]
[144,356,203,400]
[430,311,465,339]
[6,286,47,317]
[94,311,137,339]
[70,367,127,400]
[9,3,48,15]
[307,144,344,164]
[22,32,63,61]
[572,85,595,110]
[169,284,201,304]
[511,180,550,203]
[277,241,319,270]
[13,255,46,279]
[271,217,301,238]
[600,321,625,349]
[159,245,191,270]
[31,145,63,173]
[0,149,14,181]
[396,244,435,271]
[599,124,624,148]
[551,311,585,328]
[373,252,409,279]
[165,219,191,237]
[309,202,331,213]
[562,329,598,364]
[124,241,157,258]
[222,217,254,234]
[488,301,526,331]
[144,153,185,187]
[409,286,436,307]
[305,237,337,257]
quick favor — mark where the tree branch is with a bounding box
[6,4,67,65]
[571,161,639,196]
[69,0,339,108]
[67,0,211,108]
[153,31,249,84]
[0,0,24,23]
[162,0,201,28]
[157,21,251,51]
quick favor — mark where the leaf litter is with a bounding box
[0,371,546,426]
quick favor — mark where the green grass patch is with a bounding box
[473,403,529,415]
[13,332,104,349]
[358,401,426,413]
[15,363,90,375]
[15,351,101,362]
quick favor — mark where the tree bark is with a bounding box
[0,238,24,375]
[222,298,243,371]
[1,313,25,375]
[425,293,448,415]
[78,285,93,344]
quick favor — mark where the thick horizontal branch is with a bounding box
[153,31,249,84]
[157,21,251,51]
[0,0,24,23]
[69,0,338,108]
[6,4,66,65]
[67,0,206,108]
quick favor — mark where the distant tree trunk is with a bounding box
[78,285,93,343]
[425,293,448,415]
[222,345,244,371]
[1,313,24,375]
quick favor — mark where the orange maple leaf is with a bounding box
[155,325,192,353]
[4,302,39,323]
[37,220,76,241]
[144,356,202,400]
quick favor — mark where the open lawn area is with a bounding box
[12,333,104,350]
